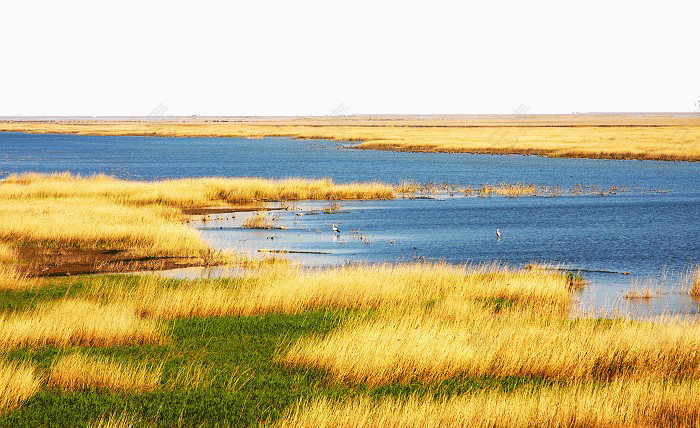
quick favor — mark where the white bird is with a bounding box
[332,224,340,235]
[496,229,502,240]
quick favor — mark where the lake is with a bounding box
[1,131,698,317]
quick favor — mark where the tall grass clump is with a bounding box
[0,264,36,290]
[688,265,700,297]
[242,212,278,229]
[281,311,700,385]
[0,242,15,263]
[0,361,40,414]
[0,299,164,349]
[92,263,572,319]
[274,378,700,428]
[0,197,209,257]
[48,353,162,392]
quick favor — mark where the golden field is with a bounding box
[1,114,699,161]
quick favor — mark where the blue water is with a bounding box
[2,132,699,317]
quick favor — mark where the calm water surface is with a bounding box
[2,132,698,317]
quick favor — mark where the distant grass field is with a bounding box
[1,115,699,161]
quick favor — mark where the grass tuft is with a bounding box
[48,353,162,392]
[242,212,278,229]
[0,360,40,414]
[273,378,700,428]
[0,299,164,349]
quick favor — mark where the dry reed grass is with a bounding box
[0,173,394,261]
[0,242,15,263]
[48,353,162,392]
[0,197,209,257]
[165,364,252,391]
[242,212,278,229]
[88,412,146,428]
[281,309,700,385]
[688,266,700,297]
[623,277,661,300]
[0,264,36,290]
[2,118,698,161]
[467,183,627,197]
[273,378,700,428]
[0,360,40,414]
[91,263,572,319]
[0,173,396,206]
[0,299,164,349]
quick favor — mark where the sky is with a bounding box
[1,0,699,116]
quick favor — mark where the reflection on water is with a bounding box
[1,132,698,318]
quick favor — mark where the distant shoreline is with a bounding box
[1,115,699,162]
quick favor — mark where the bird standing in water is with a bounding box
[332,224,340,235]
[496,228,502,240]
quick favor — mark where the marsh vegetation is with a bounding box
[0,126,697,425]
[0,261,698,426]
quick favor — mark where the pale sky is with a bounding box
[1,0,698,116]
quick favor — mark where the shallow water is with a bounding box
[1,132,699,317]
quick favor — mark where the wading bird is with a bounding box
[496,229,502,240]
[332,224,340,235]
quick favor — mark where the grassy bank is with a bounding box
[2,116,699,161]
[0,263,699,426]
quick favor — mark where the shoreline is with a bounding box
[1,116,699,162]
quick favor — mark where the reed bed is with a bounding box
[0,242,15,263]
[0,299,164,349]
[0,197,209,257]
[281,310,700,385]
[274,378,700,428]
[0,173,394,260]
[2,119,698,161]
[0,173,396,206]
[0,264,36,290]
[467,183,626,197]
[91,263,572,319]
[0,361,40,414]
[48,353,162,392]
[688,266,700,297]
